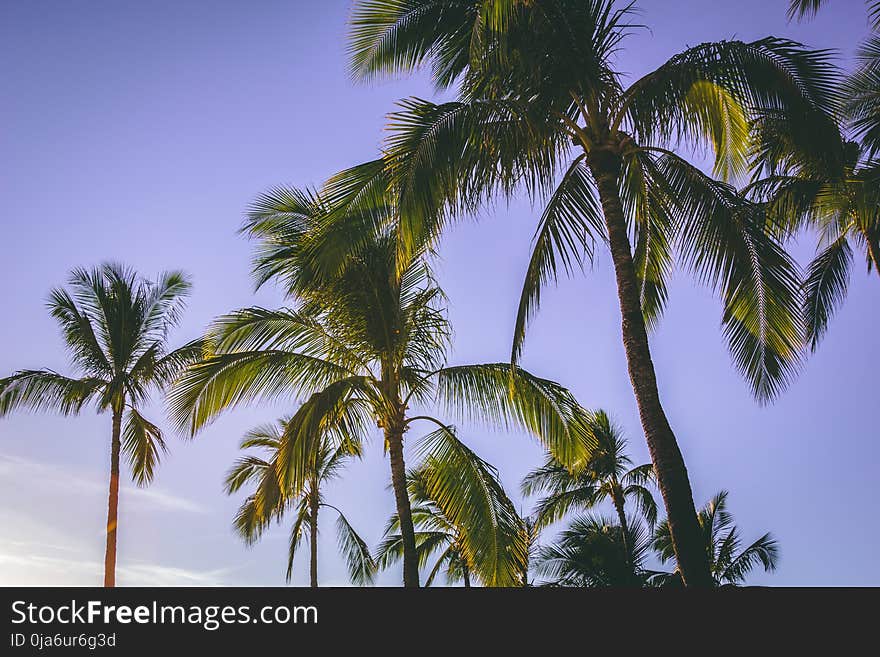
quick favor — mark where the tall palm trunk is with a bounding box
[103,407,122,587]
[588,149,713,588]
[309,482,319,588]
[462,564,471,588]
[386,426,419,587]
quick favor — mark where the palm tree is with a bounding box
[653,490,779,587]
[0,263,199,586]
[168,191,594,587]
[224,417,373,586]
[345,0,839,585]
[535,514,663,587]
[374,433,526,587]
[522,410,656,564]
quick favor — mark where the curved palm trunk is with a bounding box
[103,408,122,587]
[588,151,713,588]
[309,484,319,588]
[462,565,471,588]
[386,427,419,587]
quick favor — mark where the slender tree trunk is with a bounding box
[386,427,419,587]
[588,150,713,588]
[103,408,122,587]
[610,486,632,567]
[462,566,471,588]
[309,483,319,588]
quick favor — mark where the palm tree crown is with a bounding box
[0,263,199,585]
[168,188,594,587]
[535,514,661,587]
[225,417,373,586]
[522,410,656,532]
[654,491,779,586]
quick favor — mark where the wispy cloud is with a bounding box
[0,452,206,513]
[0,452,232,586]
[0,541,231,586]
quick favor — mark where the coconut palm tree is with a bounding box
[224,416,372,586]
[0,263,200,586]
[521,410,656,564]
[653,490,779,587]
[535,514,663,587]
[375,431,526,587]
[345,0,840,585]
[168,189,594,587]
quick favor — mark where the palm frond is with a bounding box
[436,363,595,467]
[167,349,350,435]
[804,236,852,351]
[415,423,527,586]
[659,152,805,401]
[333,509,376,585]
[0,370,104,416]
[122,407,166,486]
[512,155,602,362]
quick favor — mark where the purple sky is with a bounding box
[0,1,877,586]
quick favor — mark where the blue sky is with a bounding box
[0,0,876,586]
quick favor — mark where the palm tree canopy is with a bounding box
[535,514,662,587]
[225,417,373,584]
[522,410,657,529]
[169,185,597,496]
[0,263,199,485]
[343,0,844,402]
[653,490,779,586]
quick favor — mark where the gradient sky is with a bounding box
[0,0,876,587]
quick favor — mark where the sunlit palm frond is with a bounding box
[415,423,527,586]
[658,153,805,401]
[436,363,595,467]
[167,349,350,435]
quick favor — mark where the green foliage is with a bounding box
[522,410,657,530]
[347,0,843,403]
[535,514,662,587]
[376,433,527,587]
[224,417,372,584]
[654,491,779,586]
[0,263,197,485]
